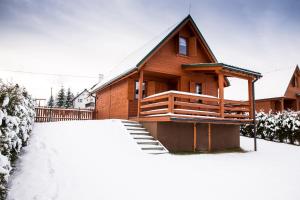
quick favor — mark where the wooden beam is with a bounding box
[168,94,174,114]
[280,98,284,112]
[174,101,220,110]
[137,70,144,118]
[222,69,255,80]
[218,73,224,118]
[183,66,222,71]
[248,78,254,119]
[208,123,212,152]
[193,123,197,152]
[140,101,168,109]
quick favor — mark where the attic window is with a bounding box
[179,36,188,55]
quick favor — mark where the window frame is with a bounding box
[134,81,146,100]
[179,36,188,56]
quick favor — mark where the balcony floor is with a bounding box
[131,114,253,125]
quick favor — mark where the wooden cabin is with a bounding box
[256,65,300,113]
[92,15,262,152]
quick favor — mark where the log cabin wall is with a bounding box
[144,22,212,76]
[256,100,275,113]
[95,79,129,119]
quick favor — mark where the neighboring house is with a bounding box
[255,65,300,113]
[92,15,262,152]
[72,89,95,109]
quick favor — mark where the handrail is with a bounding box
[139,90,252,120]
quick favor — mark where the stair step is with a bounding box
[126,127,146,131]
[148,151,168,155]
[133,136,155,140]
[141,146,165,151]
[121,120,139,124]
[124,123,143,127]
[129,130,149,134]
[137,141,159,145]
[130,132,150,136]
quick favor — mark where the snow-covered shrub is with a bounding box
[281,111,300,144]
[256,112,268,139]
[240,123,253,137]
[241,110,300,145]
[0,81,35,198]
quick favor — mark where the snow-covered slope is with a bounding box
[8,120,300,200]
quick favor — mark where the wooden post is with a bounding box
[248,78,254,119]
[137,70,144,118]
[218,73,224,118]
[252,80,257,151]
[168,94,174,114]
[49,107,53,122]
[208,123,212,152]
[280,98,284,112]
[193,123,197,152]
[78,108,81,120]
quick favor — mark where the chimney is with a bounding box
[98,74,104,83]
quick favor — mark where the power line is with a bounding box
[262,66,296,75]
[0,68,98,79]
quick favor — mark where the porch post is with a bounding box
[248,78,254,119]
[218,73,224,118]
[280,98,284,112]
[137,70,144,118]
[252,80,257,151]
[208,123,212,152]
[193,123,197,152]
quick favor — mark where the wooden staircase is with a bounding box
[121,120,168,154]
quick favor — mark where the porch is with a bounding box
[137,90,252,124]
[134,63,261,124]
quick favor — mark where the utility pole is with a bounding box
[50,87,53,122]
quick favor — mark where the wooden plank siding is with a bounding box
[95,79,129,119]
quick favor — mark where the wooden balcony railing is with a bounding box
[139,90,251,121]
[35,107,94,122]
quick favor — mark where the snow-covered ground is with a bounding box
[8,120,300,200]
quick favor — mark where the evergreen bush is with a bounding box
[0,81,35,198]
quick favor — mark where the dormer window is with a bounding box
[179,36,188,55]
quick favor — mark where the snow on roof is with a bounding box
[255,67,296,100]
[91,19,182,93]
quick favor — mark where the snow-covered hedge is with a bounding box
[241,111,300,145]
[0,81,35,198]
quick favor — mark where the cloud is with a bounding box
[0,0,299,100]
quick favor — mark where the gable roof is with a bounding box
[255,66,298,100]
[91,15,217,93]
[72,89,88,102]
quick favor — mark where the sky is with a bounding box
[0,0,299,102]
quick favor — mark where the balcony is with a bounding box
[138,90,252,123]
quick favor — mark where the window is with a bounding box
[195,83,202,94]
[78,99,82,103]
[135,81,146,99]
[179,36,188,55]
[195,83,202,103]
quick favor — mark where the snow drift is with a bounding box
[8,120,300,200]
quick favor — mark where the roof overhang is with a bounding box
[182,63,262,80]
